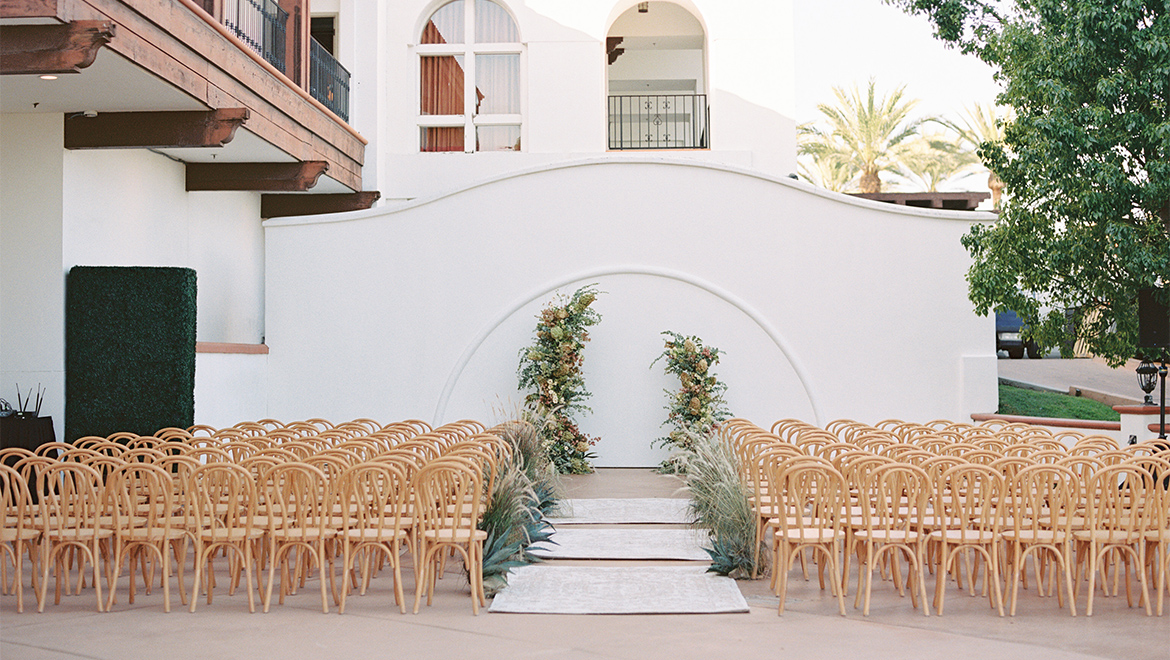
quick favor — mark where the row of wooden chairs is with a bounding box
[1,418,512,616]
[720,418,1170,618]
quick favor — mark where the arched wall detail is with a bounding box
[434,264,823,425]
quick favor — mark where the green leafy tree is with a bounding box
[889,0,1170,364]
[798,79,927,193]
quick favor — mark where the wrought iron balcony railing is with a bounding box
[608,94,709,150]
[222,0,287,74]
[309,37,351,123]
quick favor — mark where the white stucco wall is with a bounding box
[1,115,268,439]
[61,149,265,345]
[0,113,66,439]
[194,352,269,429]
[264,158,997,466]
[356,0,797,200]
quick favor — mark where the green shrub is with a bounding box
[66,266,196,441]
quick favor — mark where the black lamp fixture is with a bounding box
[1137,358,1158,405]
[638,2,649,13]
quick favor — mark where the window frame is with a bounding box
[415,1,524,153]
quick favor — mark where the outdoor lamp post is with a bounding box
[1137,359,1158,405]
[1159,358,1168,439]
[1140,354,1168,439]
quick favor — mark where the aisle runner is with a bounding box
[528,528,710,561]
[489,565,749,614]
[549,498,692,525]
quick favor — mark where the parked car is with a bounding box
[996,310,1043,359]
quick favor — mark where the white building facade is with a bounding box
[0,0,997,466]
[263,0,997,466]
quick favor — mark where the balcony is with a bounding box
[221,0,287,73]
[309,37,350,123]
[215,0,349,123]
[608,94,708,150]
[1,0,369,198]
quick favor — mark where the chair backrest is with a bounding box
[187,446,233,465]
[0,463,32,533]
[443,442,499,497]
[0,447,35,469]
[37,462,105,535]
[934,463,1005,538]
[1082,464,1153,541]
[154,427,194,441]
[775,462,846,536]
[338,461,411,538]
[413,457,483,533]
[261,462,333,533]
[858,463,931,534]
[961,449,1003,466]
[220,441,258,463]
[1007,463,1079,538]
[989,455,1035,481]
[124,436,163,451]
[190,462,258,538]
[109,463,174,531]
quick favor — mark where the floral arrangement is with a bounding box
[652,331,731,473]
[517,285,602,474]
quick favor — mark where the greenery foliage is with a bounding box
[651,332,730,473]
[65,266,197,442]
[517,285,603,474]
[890,0,1170,365]
[477,418,562,596]
[684,429,758,579]
[997,384,1120,421]
[798,79,931,193]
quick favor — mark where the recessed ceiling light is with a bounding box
[39,75,58,80]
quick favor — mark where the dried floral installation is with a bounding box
[652,331,731,473]
[517,285,602,474]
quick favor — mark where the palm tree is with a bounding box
[796,138,856,192]
[897,131,979,192]
[798,79,926,193]
[938,103,1014,209]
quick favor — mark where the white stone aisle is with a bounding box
[489,498,749,614]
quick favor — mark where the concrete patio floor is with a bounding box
[2,469,1165,660]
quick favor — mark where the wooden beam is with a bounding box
[185,161,328,192]
[0,0,63,20]
[261,191,381,218]
[64,108,249,149]
[0,20,114,75]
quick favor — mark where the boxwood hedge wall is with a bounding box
[66,266,196,442]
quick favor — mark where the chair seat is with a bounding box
[198,527,265,542]
[344,527,410,542]
[423,528,487,543]
[853,529,921,543]
[1072,529,1146,543]
[1002,529,1068,543]
[0,527,39,542]
[45,527,114,541]
[774,527,845,543]
[121,527,189,543]
[927,529,998,543]
[270,527,338,541]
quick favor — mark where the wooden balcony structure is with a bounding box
[1,0,376,213]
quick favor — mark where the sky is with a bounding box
[792,0,1004,126]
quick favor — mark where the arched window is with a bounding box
[418,0,522,152]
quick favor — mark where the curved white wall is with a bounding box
[264,158,997,466]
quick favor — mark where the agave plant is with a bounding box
[683,428,758,579]
[475,416,563,596]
